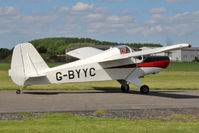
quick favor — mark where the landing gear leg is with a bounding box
[140,85,150,94]
[126,78,150,94]
[121,84,130,93]
[117,80,130,93]
[16,85,27,94]
[16,89,21,94]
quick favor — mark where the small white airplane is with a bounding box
[9,43,191,94]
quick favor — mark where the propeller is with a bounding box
[166,36,173,46]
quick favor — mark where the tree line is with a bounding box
[0,37,162,62]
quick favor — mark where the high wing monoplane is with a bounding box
[9,43,191,94]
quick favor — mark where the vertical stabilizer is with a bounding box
[9,43,49,86]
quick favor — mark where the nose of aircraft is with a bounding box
[139,56,170,68]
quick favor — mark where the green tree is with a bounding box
[192,56,199,63]
[0,48,11,60]
[37,46,47,53]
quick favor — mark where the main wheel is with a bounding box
[121,84,130,92]
[140,85,149,94]
[16,89,21,94]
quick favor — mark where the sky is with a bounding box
[0,0,199,48]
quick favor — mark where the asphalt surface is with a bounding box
[1,90,199,113]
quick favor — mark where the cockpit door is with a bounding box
[131,56,144,64]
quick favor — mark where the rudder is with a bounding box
[9,43,49,86]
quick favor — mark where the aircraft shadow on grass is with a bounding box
[23,87,199,99]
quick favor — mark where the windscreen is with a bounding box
[115,45,131,54]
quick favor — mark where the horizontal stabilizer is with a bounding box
[66,47,103,59]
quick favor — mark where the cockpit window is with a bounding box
[119,47,130,54]
[114,45,132,54]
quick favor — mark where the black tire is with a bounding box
[121,84,130,92]
[16,89,21,94]
[140,85,149,94]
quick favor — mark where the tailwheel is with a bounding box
[140,85,149,94]
[16,89,21,94]
[121,84,130,93]
[16,85,27,94]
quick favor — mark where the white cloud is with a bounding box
[21,0,52,2]
[106,16,120,22]
[166,0,191,4]
[166,24,199,36]
[54,6,69,13]
[87,15,134,34]
[126,25,163,36]
[54,2,108,15]
[121,16,133,23]
[146,10,199,24]
[106,15,133,23]
[0,12,58,35]
[72,2,94,11]
[50,23,82,35]
[150,7,167,14]
[0,6,19,16]
[103,0,128,2]
[144,10,199,37]
[84,13,104,21]
[87,22,125,33]
[0,30,11,34]
[23,15,57,24]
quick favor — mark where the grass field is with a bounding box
[0,113,199,133]
[0,62,198,90]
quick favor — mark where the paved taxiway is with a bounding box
[1,90,199,113]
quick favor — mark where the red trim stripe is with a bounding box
[138,60,170,68]
[105,59,170,69]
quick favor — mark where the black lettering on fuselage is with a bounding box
[82,68,88,77]
[56,68,96,81]
[75,69,81,78]
[90,68,96,76]
[56,72,62,81]
[68,70,75,79]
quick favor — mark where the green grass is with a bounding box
[94,110,108,115]
[0,62,10,71]
[0,62,199,90]
[165,62,199,71]
[0,62,65,71]
[141,71,199,90]
[0,113,199,133]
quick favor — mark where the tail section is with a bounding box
[9,43,49,86]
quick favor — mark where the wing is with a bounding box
[99,43,191,62]
[66,47,104,59]
[131,43,191,57]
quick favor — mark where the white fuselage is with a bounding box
[25,48,142,85]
